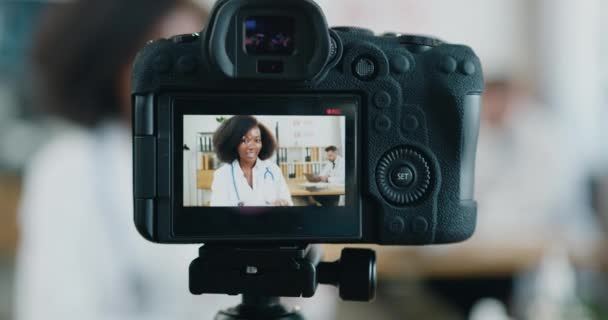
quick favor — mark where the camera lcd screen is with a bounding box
[172,95,361,241]
[244,16,295,55]
[183,115,346,207]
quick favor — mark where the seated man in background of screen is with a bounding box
[314,145,345,206]
[319,145,345,184]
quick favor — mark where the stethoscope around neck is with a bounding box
[231,161,275,206]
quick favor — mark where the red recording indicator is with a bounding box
[325,108,343,115]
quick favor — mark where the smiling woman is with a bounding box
[213,115,277,164]
[210,115,292,207]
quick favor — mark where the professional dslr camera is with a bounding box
[132,0,483,245]
[132,0,482,316]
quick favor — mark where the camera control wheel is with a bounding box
[376,147,431,205]
[397,34,443,47]
[398,34,443,53]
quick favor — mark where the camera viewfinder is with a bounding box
[245,16,295,55]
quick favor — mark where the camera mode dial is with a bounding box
[331,26,374,36]
[398,34,443,53]
[398,35,442,47]
[376,147,431,205]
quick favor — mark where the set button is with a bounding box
[390,165,415,187]
[376,147,431,205]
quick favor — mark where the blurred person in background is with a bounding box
[476,79,600,249]
[14,0,335,319]
[465,78,602,319]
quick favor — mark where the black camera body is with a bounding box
[132,0,483,245]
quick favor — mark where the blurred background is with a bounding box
[0,0,607,319]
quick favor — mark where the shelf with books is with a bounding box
[276,146,326,162]
[275,146,330,180]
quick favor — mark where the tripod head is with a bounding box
[190,245,376,319]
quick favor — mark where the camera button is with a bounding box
[439,56,457,74]
[353,57,376,80]
[153,54,172,74]
[402,114,419,131]
[389,217,405,234]
[460,61,476,75]
[374,115,391,132]
[177,55,197,74]
[412,216,429,233]
[134,95,154,135]
[373,91,391,109]
[376,147,431,205]
[390,165,415,187]
[390,55,411,74]
[172,33,199,43]
[381,32,399,37]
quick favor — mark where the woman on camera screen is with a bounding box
[211,116,293,206]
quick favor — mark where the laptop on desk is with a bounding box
[304,173,322,183]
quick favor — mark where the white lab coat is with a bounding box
[210,158,293,206]
[14,121,336,320]
[319,156,345,184]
